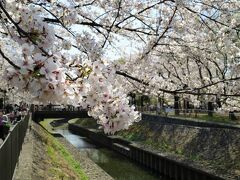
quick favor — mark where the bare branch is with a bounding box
[0,48,21,69]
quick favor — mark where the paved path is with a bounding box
[13,128,33,180]
[0,139,3,145]
[12,121,113,180]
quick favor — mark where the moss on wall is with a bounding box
[117,121,240,179]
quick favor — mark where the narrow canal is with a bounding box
[56,129,169,180]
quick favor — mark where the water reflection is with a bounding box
[82,149,110,164]
[58,129,168,180]
[56,129,95,148]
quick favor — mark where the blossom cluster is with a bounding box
[0,0,240,133]
[0,1,141,133]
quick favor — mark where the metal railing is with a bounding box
[0,114,30,180]
[32,104,85,112]
[32,110,88,123]
[136,106,240,122]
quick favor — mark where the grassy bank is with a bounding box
[117,121,240,179]
[45,131,88,180]
[69,117,240,179]
[36,120,88,180]
[69,118,99,129]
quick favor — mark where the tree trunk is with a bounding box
[208,102,213,117]
[174,95,180,116]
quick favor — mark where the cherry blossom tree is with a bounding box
[0,0,239,133]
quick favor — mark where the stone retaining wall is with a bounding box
[68,123,224,180]
[142,114,240,130]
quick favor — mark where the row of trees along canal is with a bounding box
[128,93,238,121]
[0,0,240,133]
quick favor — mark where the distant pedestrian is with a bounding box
[0,110,8,141]
[0,126,3,141]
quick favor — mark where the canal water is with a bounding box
[56,129,169,180]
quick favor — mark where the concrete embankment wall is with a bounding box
[118,116,240,180]
[142,114,240,130]
[68,123,223,180]
[33,111,239,179]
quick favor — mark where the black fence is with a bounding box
[0,114,30,180]
[142,114,240,130]
[32,110,89,123]
[136,106,240,122]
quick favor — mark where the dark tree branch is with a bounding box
[0,2,49,56]
[116,70,240,97]
[116,70,149,86]
[116,0,170,27]
[33,3,76,37]
[101,0,122,48]
[184,6,240,32]
[145,6,177,55]
[74,0,97,8]
[44,17,160,36]
[0,48,21,69]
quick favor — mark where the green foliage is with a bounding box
[168,113,238,125]
[198,114,232,124]
[32,69,45,79]
[45,128,88,180]
[70,118,98,128]
[40,119,88,179]
[40,118,61,133]
[189,154,201,161]
[4,123,11,128]
[116,58,126,64]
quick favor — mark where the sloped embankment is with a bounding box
[39,118,114,180]
[32,122,88,180]
[117,120,240,179]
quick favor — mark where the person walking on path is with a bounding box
[0,110,5,140]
